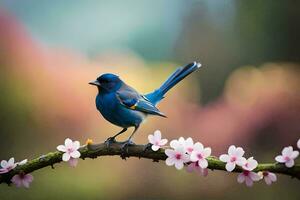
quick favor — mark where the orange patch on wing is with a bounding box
[130,105,136,109]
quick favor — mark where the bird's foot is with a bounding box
[105,137,117,148]
[120,140,135,159]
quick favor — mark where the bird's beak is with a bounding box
[89,80,101,86]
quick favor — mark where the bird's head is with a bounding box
[89,73,122,92]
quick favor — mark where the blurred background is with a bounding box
[0,0,299,199]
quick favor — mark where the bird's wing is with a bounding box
[116,89,166,117]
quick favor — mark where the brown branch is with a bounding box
[0,142,299,184]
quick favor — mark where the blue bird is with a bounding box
[89,62,202,149]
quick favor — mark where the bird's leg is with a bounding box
[105,128,127,148]
[120,126,139,158]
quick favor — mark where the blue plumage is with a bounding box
[145,62,201,105]
[89,62,202,146]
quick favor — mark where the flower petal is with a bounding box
[21,174,33,189]
[68,158,78,167]
[8,157,15,166]
[166,158,175,166]
[73,141,80,150]
[165,149,175,157]
[193,142,204,151]
[219,154,229,162]
[264,177,272,185]
[148,134,154,144]
[203,147,211,158]
[290,151,299,159]
[275,155,285,163]
[268,172,277,182]
[285,159,294,168]
[228,145,236,155]
[200,168,208,177]
[182,153,190,163]
[186,163,195,173]
[1,160,8,168]
[153,130,161,140]
[178,137,185,143]
[57,145,66,152]
[225,162,236,172]
[11,175,22,187]
[257,171,264,179]
[70,151,81,158]
[151,145,160,151]
[174,161,184,170]
[159,139,168,146]
[198,159,208,169]
[249,172,261,181]
[236,157,247,167]
[62,153,71,161]
[237,173,245,183]
[0,169,8,174]
[297,139,300,149]
[190,151,199,162]
[170,140,180,149]
[24,174,34,183]
[245,177,253,187]
[235,147,245,157]
[65,138,73,148]
[245,157,258,171]
[185,138,193,146]
[22,180,31,188]
[282,146,293,156]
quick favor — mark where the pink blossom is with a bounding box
[186,162,208,177]
[242,157,258,171]
[57,138,81,162]
[148,130,168,151]
[190,142,211,169]
[297,139,300,149]
[11,173,34,188]
[237,170,261,187]
[237,156,261,186]
[275,146,299,168]
[258,171,277,185]
[0,158,17,174]
[219,145,247,172]
[165,147,190,170]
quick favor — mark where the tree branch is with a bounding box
[1,142,299,184]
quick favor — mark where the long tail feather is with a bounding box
[145,62,202,105]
